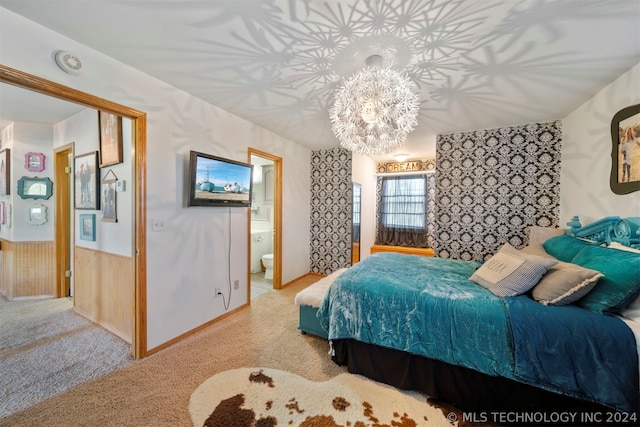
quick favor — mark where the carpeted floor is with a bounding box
[0,276,457,426]
[0,297,133,418]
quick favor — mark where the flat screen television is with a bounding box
[187,150,253,207]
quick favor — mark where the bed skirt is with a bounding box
[331,339,618,417]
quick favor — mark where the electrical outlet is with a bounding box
[214,287,221,298]
[234,280,239,290]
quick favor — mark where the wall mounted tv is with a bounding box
[188,150,254,208]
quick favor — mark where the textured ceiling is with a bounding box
[1,0,639,160]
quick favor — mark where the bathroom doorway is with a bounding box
[248,149,282,301]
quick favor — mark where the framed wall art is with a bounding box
[17,176,53,200]
[5,203,11,229]
[101,169,118,222]
[25,152,45,172]
[79,213,96,241]
[611,104,640,194]
[74,151,100,210]
[27,204,48,226]
[0,148,9,196]
[98,111,123,167]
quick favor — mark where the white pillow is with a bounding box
[622,294,640,322]
[470,243,557,297]
[521,244,603,306]
[608,241,640,254]
[528,226,564,245]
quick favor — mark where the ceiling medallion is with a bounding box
[329,55,419,156]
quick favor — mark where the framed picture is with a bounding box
[74,151,100,210]
[17,176,53,200]
[101,172,117,223]
[5,203,11,229]
[79,214,96,241]
[0,148,10,196]
[99,111,123,167]
[25,152,45,172]
[611,104,640,194]
[27,204,48,226]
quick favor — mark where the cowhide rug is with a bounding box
[189,367,457,426]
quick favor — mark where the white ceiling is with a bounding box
[1,0,639,161]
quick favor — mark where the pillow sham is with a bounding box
[608,241,640,254]
[542,235,599,263]
[622,294,640,322]
[470,243,557,297]
[571,245,640,313]
[527,226,564,246]
[521,244,603,306]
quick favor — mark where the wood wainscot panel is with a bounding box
[74,246,134,343]
[370,245,434,257]
[0,239,55,299]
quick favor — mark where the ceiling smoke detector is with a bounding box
[54,50,83,75]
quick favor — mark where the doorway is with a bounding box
[248,148,282,301]
[0,65,148,358]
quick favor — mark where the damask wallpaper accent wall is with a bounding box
[435,121,562,261]
[310,148,353,274]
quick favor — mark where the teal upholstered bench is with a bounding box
[294,268,347,339]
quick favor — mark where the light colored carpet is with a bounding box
[189,367,453,426]
[0,297,134,418]
[0,276,456,426]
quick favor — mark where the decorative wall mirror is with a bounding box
[27,204,48,226]
[17,176,53,199]
[25,152,45,172]
[352,182,362,265]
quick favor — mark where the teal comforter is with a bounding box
[317,252,513,378]
[316,252,639,413]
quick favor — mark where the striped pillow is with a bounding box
[470,243,558,297]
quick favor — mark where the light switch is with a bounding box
[151,219,166,231]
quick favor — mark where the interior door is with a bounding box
[54,144,73,297]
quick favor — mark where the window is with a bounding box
[380,175,427,229]
[376,174,430,247]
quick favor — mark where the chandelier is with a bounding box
[329,55,420,156]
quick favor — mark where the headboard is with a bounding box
[566,216,640,249]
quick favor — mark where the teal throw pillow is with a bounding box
[571,245,640,313]
[542,235,599,263]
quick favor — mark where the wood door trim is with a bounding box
[0,64,148,359]
[248,148,283,291]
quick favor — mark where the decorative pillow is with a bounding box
[469,243,557,297]
[527,226,564,245]
[571,245,640,313]
[521,244,603,306]
[608,241,640,254]
[621,294,640,322]
[542,235,599,263]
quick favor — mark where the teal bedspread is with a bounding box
[316,252,639,413]
[316,252,514,378]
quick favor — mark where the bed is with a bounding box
[316,216,640,417]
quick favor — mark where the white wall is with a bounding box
[1,8,311,350]
[54,109,134,257]
[561,62,640,226]
[4,122,55,242]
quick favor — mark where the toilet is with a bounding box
[262,254,274,280]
